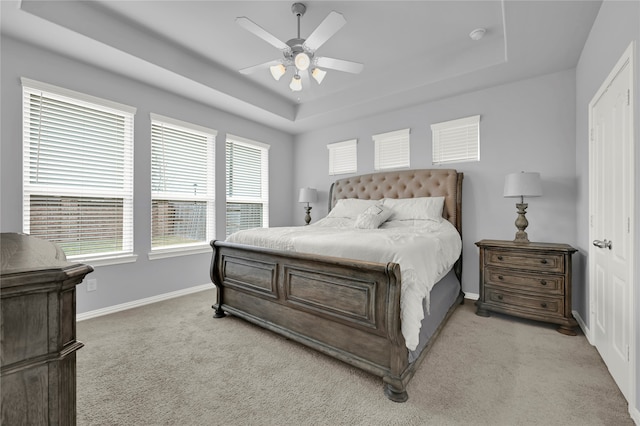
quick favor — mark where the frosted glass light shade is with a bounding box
[311,68,327,84]
[269,64,286,80]
[504,172,542,198]
[294,52,310,71]
[289,75,302,91]
[298,187,317,203]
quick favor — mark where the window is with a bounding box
[373,128,410,170]
[226,135,269,237]
[327,139,357,175]
[150,114,216,253]
[431,115,480,164]
[22,78,136,263]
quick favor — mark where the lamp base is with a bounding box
[513,202,530,243]
[514,230,530,243]
[304,205,312,225]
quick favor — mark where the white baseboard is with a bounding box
[76,283,212,321]
[464,292,479,301]
[630,406,640,425]
[572,309,594,345]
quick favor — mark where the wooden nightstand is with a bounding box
[475,239,578,336]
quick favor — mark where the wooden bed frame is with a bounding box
[210,169,463,402]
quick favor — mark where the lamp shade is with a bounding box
[504,172,542,198]
[311,68,327,84]
[269,64,286,81]
[289,75,302,91]
[298,187,317,203]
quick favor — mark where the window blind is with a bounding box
[22,79,135,259]
[431,115,480,164]
[226,135,269,237]
[327,139,357,175]
[150,114,216,249]
[373,128,410,170]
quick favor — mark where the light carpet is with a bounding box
[76,288,632,425]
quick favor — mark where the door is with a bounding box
[589,43,634,402]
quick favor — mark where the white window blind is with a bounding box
[327,139,357,175]
[226,135,269,237]
[431,115,480,164]
[373,128,410,170]
[150,114,216,250]
[22,78,135,260]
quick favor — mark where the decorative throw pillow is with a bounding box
[383,196,445,222]
[354,204,393,229]
[326,198,381,219]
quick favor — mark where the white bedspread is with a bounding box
[226,217,462,351]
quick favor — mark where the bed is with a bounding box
[209,169,464,402]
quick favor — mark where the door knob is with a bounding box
[592,239,612,250]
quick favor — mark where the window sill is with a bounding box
[71,253,139,268]
[148,244,212,261]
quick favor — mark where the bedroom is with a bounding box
[0,0,638,423]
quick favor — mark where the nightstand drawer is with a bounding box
[485,268,564,295]
[485,249,564,273]
[485,287,564,317]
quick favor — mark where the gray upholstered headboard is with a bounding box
[328,169,463,235]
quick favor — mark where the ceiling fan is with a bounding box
[237,2,364,92]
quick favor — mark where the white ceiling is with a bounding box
[1,0,601,134]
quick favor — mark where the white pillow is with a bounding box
[383,196,445,222]
[354,204,393,229]
[326,198,380,219]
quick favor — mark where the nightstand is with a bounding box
[475,239,578,336]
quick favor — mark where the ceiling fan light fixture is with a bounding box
[294,52,311,71]
[290,74,302,91]
[269,63,287,80]
[311,67,327,84]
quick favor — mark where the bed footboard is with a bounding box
[210,239,414,401]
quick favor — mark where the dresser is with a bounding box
[1,233,93,425]
[475,239,578,335]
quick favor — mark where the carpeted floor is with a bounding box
[76,288,632,425]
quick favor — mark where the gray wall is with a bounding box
[0,36,295,313]
[575,0,639,416]
[292,69,578,297]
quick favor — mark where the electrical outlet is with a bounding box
[87,279,97,292]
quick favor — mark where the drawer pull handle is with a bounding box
[497,255,503,261]
[540,259,548,265]
[541,302,548,308]
[498,275,504,280]
[497,295,503,300]
[540,280,547,286]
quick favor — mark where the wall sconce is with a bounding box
[298,187,317,225]
[503,172,542,243]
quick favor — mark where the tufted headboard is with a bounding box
[328,169,463,235]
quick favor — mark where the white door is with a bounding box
[589,43,634,402]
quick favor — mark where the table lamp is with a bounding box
[503,172,542,243]
[298,187,317,225]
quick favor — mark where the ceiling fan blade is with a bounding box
[236,17,289,51]
[315,57,364,74]
[239,60,282,75]
[303,11,346,51]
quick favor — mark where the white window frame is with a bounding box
[431,115,481,165]
[148,114,216,260]
[225,134,270,238]
[327,139,357,175]
[373,128,411,170]
[22,78,137,266]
